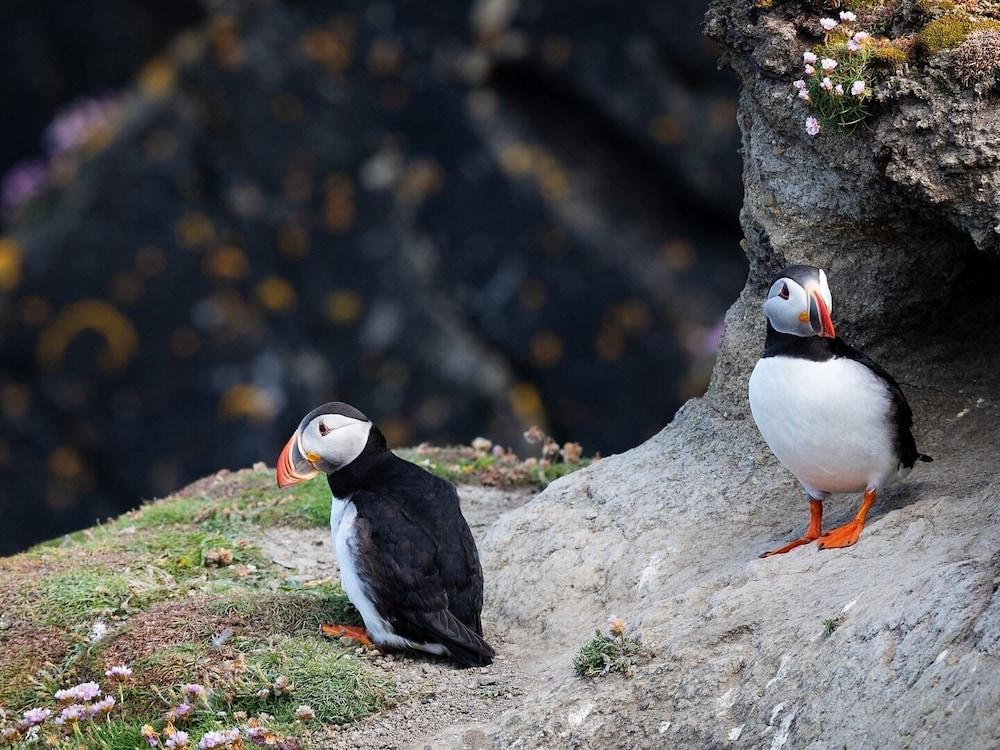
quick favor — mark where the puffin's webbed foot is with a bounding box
[760,498,823,558]
[321,624,374,648]
[816,488,876,550]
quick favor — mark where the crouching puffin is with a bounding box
[748,265,932,557]
[276,402,495,667]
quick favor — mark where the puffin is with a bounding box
[748,265,931,557]
[275,402,495,667]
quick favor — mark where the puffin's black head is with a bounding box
[276,401,388,488]
[763,264,836,338]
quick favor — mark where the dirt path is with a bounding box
[257,485,544,750]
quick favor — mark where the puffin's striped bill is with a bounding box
[276,430,320,487]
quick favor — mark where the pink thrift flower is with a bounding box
[19,708,51,728]
[88,696,116,716]
[805,116,821,136]
[798,89,811,102]
[820,77,834,91]
[851,80,867,96]
[182,683,208,703]
[294,705,316,721]
[805,64,816,76]
[821,58,838,72]
[167,732,191,749]
[105,664,133,680]
[840,11,857,23]
[848,38,861,52]
[834,84,845,95]
[853,31,870,43]
[820,17,839,31]
[803,51,818,64]
[793,79,807,91]
[198,728,241,749]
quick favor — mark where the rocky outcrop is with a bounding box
[474,1,1000,747]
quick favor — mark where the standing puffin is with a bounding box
[748,265,931,557]
[276,402,495,667]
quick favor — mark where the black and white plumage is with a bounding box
[748,265,931,556]
[277,402,494,667]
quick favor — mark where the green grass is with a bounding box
[34,569,132,627]
[822,616,843,637]
[573,630,649,678]
[255,479,331,528]
[212,582,362,634]
[235,636,391,724]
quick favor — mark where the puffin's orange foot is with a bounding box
[760,535,819,558]
[321,624,374,648]
[816,521,863,549]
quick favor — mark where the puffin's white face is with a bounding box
[763,269,836,338]
[276,405,374,487]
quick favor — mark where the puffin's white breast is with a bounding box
[330,496,447,655]
[749,355,898,496]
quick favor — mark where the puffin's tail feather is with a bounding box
[413,609,495,668]
[919,454,933,462]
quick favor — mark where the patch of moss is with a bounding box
[212,582,362,634]
[233,636,391,724]
[870,44,910,67]
[917,0,957,15]
[34,569,132,627]
[919,14,974,51]
[841,0,889,10]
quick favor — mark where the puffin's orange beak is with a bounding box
[809,288,836,338]
[276,430,320,488]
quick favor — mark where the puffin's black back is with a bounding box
[328,450,493,666]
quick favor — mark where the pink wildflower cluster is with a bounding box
[795,13,873,136]
[198,727,241,749]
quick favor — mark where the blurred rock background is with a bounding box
[0,0,745,553]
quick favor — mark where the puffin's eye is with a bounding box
[778,283,790,300]
[318,421,330,436]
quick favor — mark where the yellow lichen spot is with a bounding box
[138,57,177,99]
[594,325,626,361]
[1,383,31,419]
[135,246,167,277]
[208,14,246,69]
[277,223,310,260]
[169,327,201,358]
[367,38,403,76]
[396,159,444,203]
[37,299,138,372]
[509,382,545,422]
[870,44,910,67]
[205,245,250,280]
[323,174,356,233]
[175,213,215,248]
[614,300,652,332]
[497,144,568,201]
[0,236,23,292]
[20,295,51,326]
[519,279,547,310]
[648,114,683,144]
[110,272,144,305]
[660,239,696,271]
[271,93,303,124]
[48,446,83,481]
[255,277,297,312]
[499,143,536,175]
[302,28,354,73]
[218,384,276,422]
[531,331,564,368]
[324,289,363,325]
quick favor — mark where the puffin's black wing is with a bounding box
[831,338,932,468]
[351,460,494,667]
